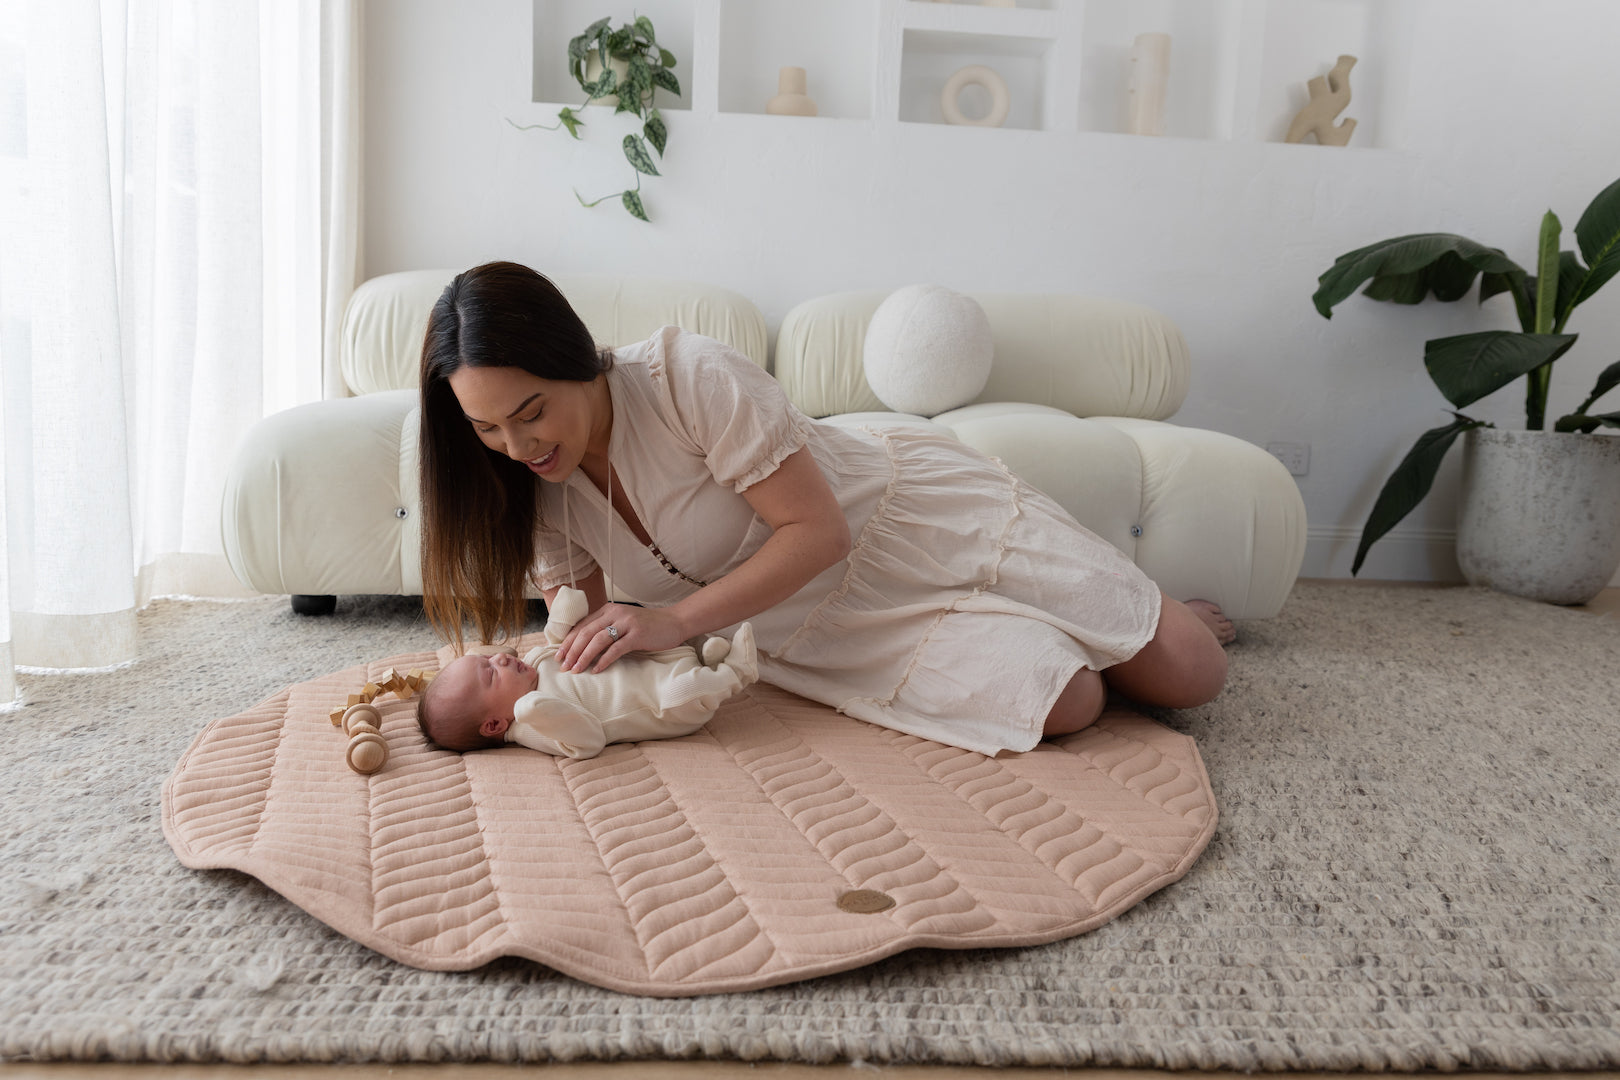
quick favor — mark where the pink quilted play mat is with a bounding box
[162,639,1217,996]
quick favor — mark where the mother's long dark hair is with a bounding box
[419,261,610,648]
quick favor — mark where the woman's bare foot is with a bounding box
[1185,599,1236,645]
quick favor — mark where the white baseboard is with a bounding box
[1301,525,1462,582]
[1302,525,1620,586]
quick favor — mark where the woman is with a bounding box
[420,261,1229,757]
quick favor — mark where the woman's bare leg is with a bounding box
[1042,667,1107,737]
[1101,592,1229,709]
[1043,594,1230,738]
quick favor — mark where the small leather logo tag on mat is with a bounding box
[837,889,895,914]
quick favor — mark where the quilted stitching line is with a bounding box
[558,745,775,981]
[713,689,991,933]
[1069,717,1215,817]
[162,691,286,862]
[367,661,504,947]
[248,691,291,862]
[877,727,1163,905]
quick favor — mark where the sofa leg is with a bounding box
[291,594,337,616]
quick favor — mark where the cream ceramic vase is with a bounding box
[1455,428,1620,605]
[766,66,818,116]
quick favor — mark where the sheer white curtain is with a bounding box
[0,0,361,701]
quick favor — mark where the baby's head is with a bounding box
[417,651,538,751]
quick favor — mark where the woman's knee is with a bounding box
[1043,667,1106,737]
[1106,598,1228,708]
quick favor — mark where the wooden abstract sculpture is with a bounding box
[328,667,434,774]
[1285,55,1357,146]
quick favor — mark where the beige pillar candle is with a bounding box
[1127,32,1171,136]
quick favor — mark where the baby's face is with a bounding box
[437,651,539,738]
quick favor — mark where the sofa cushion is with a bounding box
[339,270,770,396]
[775,290,1191,421]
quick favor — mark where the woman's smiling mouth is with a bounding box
[526,447,559,474]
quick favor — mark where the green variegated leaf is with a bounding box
[1423,331,1578,409]
[635,16,656,43]
[659,47,676,69]
[1314,234,1525,318]
[644,109,667,156]
[568,34,590,82]
[625,55,652,101]
[557,106,582,138]
[652,66,681,97]
[589,68,617,98]
[1353,416,1485,575]
[623,134,660,176]
[1573,175,1620,309]
[621,189,649,221]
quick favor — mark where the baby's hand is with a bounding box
[700,636,731,668]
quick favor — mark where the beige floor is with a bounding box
[8,586,1616,1080]
[1570,583,1620,616]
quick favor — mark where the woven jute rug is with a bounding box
[2,583,1617,1067]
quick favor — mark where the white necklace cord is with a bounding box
[562,477,574,592]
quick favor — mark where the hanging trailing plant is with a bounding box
[510,15,679,222]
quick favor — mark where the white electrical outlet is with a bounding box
[1266,441,1311,476]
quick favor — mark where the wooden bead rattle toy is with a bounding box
[327,667,434,775]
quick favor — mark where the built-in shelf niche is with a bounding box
[1078,0,1237,140]
[899,29,1054,130]
[719,0,873,118]
[1253,0,1402,148]
[531,0,695,111]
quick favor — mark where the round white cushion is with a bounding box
[862,284,994,417]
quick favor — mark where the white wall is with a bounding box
[363,0,1620,582]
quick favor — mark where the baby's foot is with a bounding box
[700,635,731,668]
[725,623,759,685]
[1186,599,1236,645]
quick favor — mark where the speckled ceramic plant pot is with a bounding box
[1456,428,1620,605]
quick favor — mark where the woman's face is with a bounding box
[446,364,608,481]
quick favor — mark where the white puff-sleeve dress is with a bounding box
[532,327,1160,756]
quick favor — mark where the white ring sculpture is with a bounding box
[941,64,1010,127]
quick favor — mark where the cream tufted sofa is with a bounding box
[221,271,1305,618]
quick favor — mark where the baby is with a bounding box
[418,586,758,759]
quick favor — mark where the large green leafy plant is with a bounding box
[512,15,679,222]
[1313,175,1620,574]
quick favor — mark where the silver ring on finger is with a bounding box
[606,625,620,641]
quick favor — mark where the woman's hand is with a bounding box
[557,602,689,673]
